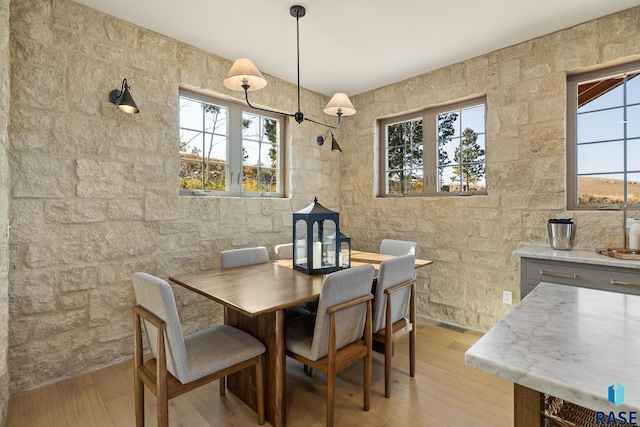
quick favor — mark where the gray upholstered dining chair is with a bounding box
[379,239,418,257]
[220,246,269,269]
[371,254,417,397]
[285,265,375,427]
[132,272,266,427]
[274,243,294,260]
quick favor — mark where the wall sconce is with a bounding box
[317,130,342,152]
[108,79,139,114]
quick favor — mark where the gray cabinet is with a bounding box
[520,256,640,298]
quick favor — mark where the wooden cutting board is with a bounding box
[597,247,640,260]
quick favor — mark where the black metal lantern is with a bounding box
[338,232,351,269]
[293,197,340,275]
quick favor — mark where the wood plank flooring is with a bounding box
[6,317,513,426]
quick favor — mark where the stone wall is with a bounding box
[0,0,10,421]
[340,7,640,330]
[8,0,339,393]
[7,0,640,396]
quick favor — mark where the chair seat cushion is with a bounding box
[181,325,265,384]
[285,314,317,361]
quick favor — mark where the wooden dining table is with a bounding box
[169,250,432,427]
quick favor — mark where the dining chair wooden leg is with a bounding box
[364,299,372,409]
[134,375,144,427]
[219,376,226,396]
[326,364,336,427]
[384,331,393,398]
[364,351,371,411]
[157,373,169,427]
[409,325,416,377]
[133,312,145,427]
[256,355,265,425]
[410,284,416,377]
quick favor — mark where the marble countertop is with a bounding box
[514,245,640,270]
[465,282,640,414]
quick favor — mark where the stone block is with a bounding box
[9,270,56,316]
[79,223,156,262]
[33,310,85,339]
[24,242,80,268]
[77,159,125,198]
[88,284,132,327]
[45,200,107,224]
[72,341,120,375]
[60,266,98,292]
[59,292,88,311]
[144,188,181,221]
[9,0,53,43]
[10,153,76,198]
[93,319,131,344]
[107,200,144,221]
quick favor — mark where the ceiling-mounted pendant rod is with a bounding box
[292,5,304,124]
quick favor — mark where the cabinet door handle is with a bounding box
[610,279,640,287]
[539,269,578,279]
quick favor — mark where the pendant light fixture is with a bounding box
[223,5,355,140]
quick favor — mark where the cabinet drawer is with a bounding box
[524,259,640,296]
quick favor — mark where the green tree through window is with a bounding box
[451,127,485,191]
[179,91,283,196]
[381,98,486,196]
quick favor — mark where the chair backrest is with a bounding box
[274,243,294,260]
[220,246,269,269]
[310,265,375,360]
[379,239,418,257]
[132,272,190,382]
[372,254,416,333]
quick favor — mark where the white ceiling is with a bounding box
[73,0,640,97]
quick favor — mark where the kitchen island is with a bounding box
[465,282,640,426]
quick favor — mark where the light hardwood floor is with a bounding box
[6,317,513,426]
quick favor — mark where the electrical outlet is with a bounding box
[502,290,512,305]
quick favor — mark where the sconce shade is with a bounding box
[323,92,356,117]
[116,86,139,114]
[109,79,139,114]
[331,137,342,153]
[223,58,268,91]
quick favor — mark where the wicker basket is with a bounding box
[544,394,618,427]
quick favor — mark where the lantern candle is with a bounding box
[313,241,322,269]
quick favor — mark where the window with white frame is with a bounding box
[566,61,640,209]
[178,90,284,197]
[380,98,486,196]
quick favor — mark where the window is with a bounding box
[178,90,284,197]
[567,61,640,209]
[380,98,486,196]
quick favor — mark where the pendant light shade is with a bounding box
[323,92,356,117]
[223,58,268,92]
